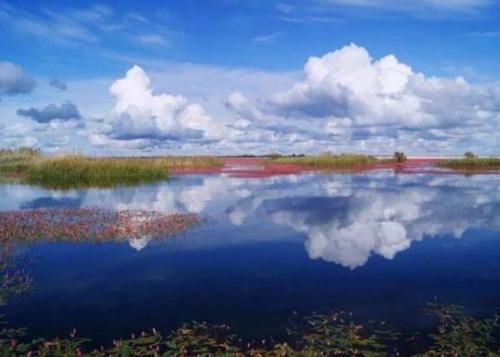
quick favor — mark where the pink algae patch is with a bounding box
[0,208,200,242]
[172,157,458,178]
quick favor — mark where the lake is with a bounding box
[1,169,500,349]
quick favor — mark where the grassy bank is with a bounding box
[0,148,41,178]
[266,153,378,167]
[0,149,223,189]
[27,156,172,189]
[439,157,500,171]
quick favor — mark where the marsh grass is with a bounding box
[439,157,500,170]
[0,148,41,177]
[27,155,170,189]
[267,153,377,168]
[0,149,223,189]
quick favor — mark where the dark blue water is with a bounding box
[1,171,500,345]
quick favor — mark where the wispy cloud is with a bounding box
[133,34,169,46]
[468,31,500,37]
[0,1,170,48]
[321,0,493,13]
[253,32,284,44]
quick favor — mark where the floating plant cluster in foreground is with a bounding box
[0,208,201,242]
[0,302,498,355]
[0,222,499,355]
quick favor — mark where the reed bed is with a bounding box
[0,148,41,176]
[0,208,200,242]
[0,148,224,188]
[439,157,500,170]
[266,153,377,167]
[27,156,170,189]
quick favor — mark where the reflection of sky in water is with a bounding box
[1,172,500,343]
[2,172,499,268]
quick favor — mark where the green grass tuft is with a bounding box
[27,156,169,189]
[439,157,500,170]
[0,149,224,189]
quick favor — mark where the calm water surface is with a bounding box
[1,171,500,344]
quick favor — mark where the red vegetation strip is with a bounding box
[0,208,200,242]
[172,158,464,178]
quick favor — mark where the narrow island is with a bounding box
[438,152,500,172]
[0,148,223,189]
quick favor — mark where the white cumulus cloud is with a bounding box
[96,65,231,147]
[267,43,499,130]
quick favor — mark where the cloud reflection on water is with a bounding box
[1,172,499,267]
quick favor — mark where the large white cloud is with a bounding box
[221,43,500,154]
[266,43,499,130]
[2,44,498,155]
[95,65,232,147]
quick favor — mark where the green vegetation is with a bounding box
[27,155,169,189]
[0,148,41,178]
[439,152,500,171]
[1,250,499,355]
[0,302,498,355]
[0,148,223,189]
[266,153,377,168]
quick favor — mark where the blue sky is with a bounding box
[0,0,499,155]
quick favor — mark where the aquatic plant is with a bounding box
[0,148,41,178]
[27,155,169,189]
[0,208,200,243]
[266,153,377,168]
[287,311,399,356]
[438,157,500,170]
[0,245,31,306]
[423,303,500,356]
[0,148,224,188]
[0,305,498,356]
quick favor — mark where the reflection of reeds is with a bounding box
[266,153,377,168]
[0,208,200,242]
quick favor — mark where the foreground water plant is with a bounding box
[0,249,498,356]
[0,303,498,356]
[0,208,200,243]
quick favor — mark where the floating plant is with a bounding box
[0,208,201,243]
